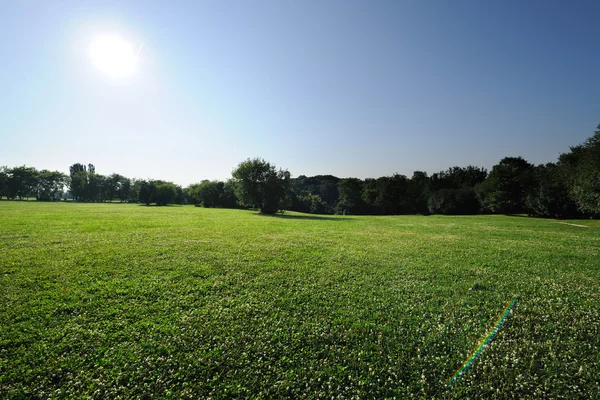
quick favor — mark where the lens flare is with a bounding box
[445,294,519,388]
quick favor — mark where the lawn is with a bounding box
[0,202,598,398]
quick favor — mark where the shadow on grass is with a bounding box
[504,213,594,221]
[502,214,532,218]
[256,212,348,221]
[137,204,184,207]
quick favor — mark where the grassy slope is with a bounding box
[0,202,598,398]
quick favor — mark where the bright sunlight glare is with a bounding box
[89,36,138,78]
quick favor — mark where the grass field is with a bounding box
[1,202,599,399]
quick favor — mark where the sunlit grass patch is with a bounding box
[0,202,599,398]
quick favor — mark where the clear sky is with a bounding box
[1,0,599,186]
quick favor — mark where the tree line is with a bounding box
[1,123,599,218]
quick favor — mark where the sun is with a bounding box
[89,36,138,78]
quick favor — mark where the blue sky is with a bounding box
[1,0,599,186]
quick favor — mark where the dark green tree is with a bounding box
[116,176,132,202]
[337,178,365,214]
[293,192,327,214]
[525,163,579,218]
[383,174,411,214]
[428,188,480,215]
[35,170,67,201]
[427,166,486,215]
[105,174,121,201]
[129,179,143,203]
[430,166,487,191]
[188,180,223,207]
[87,172,104,202]
[293,175,339,213]
[138,180,156,205]
[7,166,38,200]
[221,180,239,208]
[184,183,202,205]
[68,163,88,201]
[558,124,600,215]
[361,178,379,214]
[476,157,534,214]
[0,166,8,199]
[175,185,185,205]
[155,182,178,206]
[231,158,291,214]
[407,171,430,214]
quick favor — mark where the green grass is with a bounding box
[1,202,599,399]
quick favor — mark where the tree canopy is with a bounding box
[231,158,290,214]
[3,122,600,219]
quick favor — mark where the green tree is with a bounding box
[297,193,327,214]
[175,185,185,204]
[293,175,339,213]
[155,182,178,206]
[337,178,365,214]
[558,124,600,215]
[430,166,487,191]
[35,170,67,201]
[376,174,411,214]
[68,163,88,201]
[407,171,430,214]
[184,183,202,205]
[427,188,480,215]
[87,172,104,202]
[221,180,239,208]
[231,158,290,214]
[105,174,121,201]
[525,163,579,218]
[116,176,132,202]
[129,179,143,203]
[427,166,486,215]
[138,180,156,205]
[0,166,8,199]
[476,157,534,214]
[188,180,223,207]
[361,178,379,214]
[7,166,38,200]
